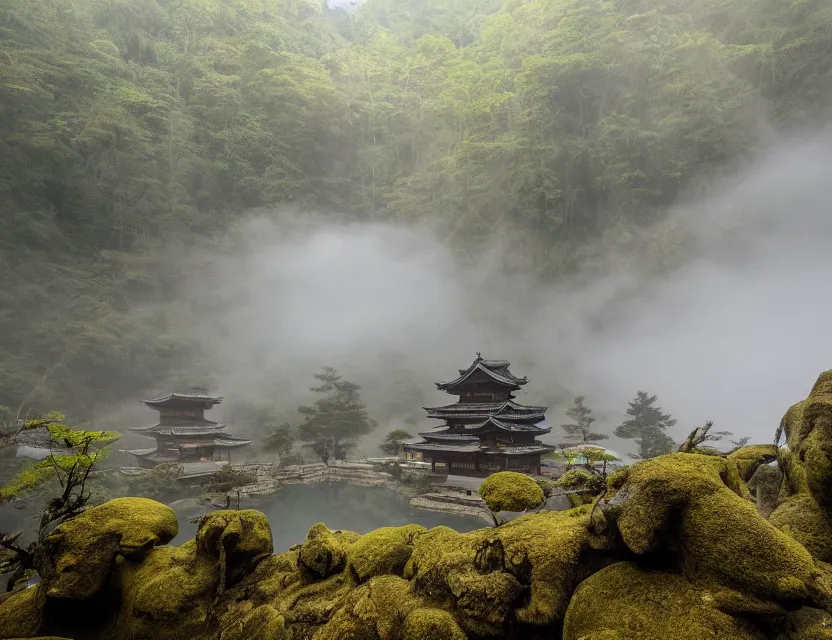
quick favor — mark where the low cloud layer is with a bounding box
[170,126,832,458]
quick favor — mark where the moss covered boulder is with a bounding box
[479,471,545,513]
[599,453,832,612]
[563,562,768,639]
[37,497,178,599]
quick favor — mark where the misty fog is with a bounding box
[129,125,832,459]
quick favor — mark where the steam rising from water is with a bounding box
[169,127,832,458]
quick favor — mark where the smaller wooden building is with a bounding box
[122,393,251,468]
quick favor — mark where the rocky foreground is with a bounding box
[4,372,832,640]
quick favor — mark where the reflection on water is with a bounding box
[171,484,485,549]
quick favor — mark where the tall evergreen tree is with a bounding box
[296,367,377,464]
[561,396,607,443]
[614,391,677,459]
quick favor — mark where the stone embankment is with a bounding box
[409,493,493,523]
[231,460,396,498]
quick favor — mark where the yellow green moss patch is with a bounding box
[196,509,273,590]
[345,524,426,583]
[479,471,545,512]
[38,497,178,599]
[402,607,467,640]
[219,604,287,640]
[112,542,220,640]
[0,585,44,638]
[297,523,351,581]
[728,444,779,482]
[315,575,422,640]
[563,562,767,640]
[769,494,832,563]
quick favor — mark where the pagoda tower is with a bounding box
[122,393,251,468]
[403,354,555,476]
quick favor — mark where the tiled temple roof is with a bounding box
[424,399,547,420]
[141,393,223,408]
[120,447,158,457]
[466,416,551,435]
[420,433,479,442]
[403,439,555,456]
[482,444,556,455]
[435,354,529,392]
[128,423,226,436]
[403,442,482,453]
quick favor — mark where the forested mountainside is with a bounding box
[1,0,830,420]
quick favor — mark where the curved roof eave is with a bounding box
[436,363,528,391]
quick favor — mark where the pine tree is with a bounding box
[296,367,377,464]
[614,391,677,459]
[561,396,608,443]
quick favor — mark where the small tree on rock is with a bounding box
[561,396,607,443]
[0,413,120,591]
[380,429,412,456]
[296,367,377,464]
[614,391,677,459]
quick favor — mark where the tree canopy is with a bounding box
[561,396,607,443]
[296,367,377,463]
[1,0,831,418]
[614,391,677,459]
[380,429,412,456]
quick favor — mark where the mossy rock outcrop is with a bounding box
[563,562,769,639]
[7,371,832,639]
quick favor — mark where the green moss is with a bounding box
[781,606,832,639]
[728,444,779,482]
[602,453,831,610]
[0,584,45,638]
[195,509,273,591]
[219,604,287,640]
[479,471,545,512]
[770,494,832,563]
[345,524,426,583]
[402,608,467,640]
[314,575,421,640]
[779,446,810,497]
[782,373,832,510]
[278,572,353,629]
[112,541,220,639]
[38,497,178,599]
[297,523,351,581]
[402,508,612,633]
[562,562,767,640]
[246,551,302,603]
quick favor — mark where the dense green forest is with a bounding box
[1,0,830,421]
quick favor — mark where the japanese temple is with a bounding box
[122,393,252,468]
[403,354,555,477]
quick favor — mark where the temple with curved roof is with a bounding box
[403,354,555,476]
[121,393,251,468]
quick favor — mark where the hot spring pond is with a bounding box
[171,483,486,549]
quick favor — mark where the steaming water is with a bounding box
[170,483,485,549]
